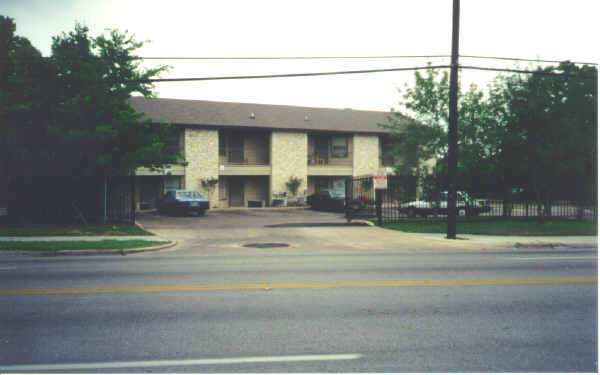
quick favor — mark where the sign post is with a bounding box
[373,175,387,226]
[373,175,388,190]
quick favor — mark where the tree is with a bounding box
[381,66,498,197]
[488,63,597,219]
[382,62,597,220]
[1,17,186,223]
[1,18,184,178]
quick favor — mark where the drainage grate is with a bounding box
[243,243,290,248]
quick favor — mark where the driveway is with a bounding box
[135,208,515,253]
[136,208,358,253]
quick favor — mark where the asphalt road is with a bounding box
[0,246,597,373]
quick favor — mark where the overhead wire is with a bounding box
[460,65,597,79]
[135,65,451,83]
[136,54,597,66]
[460,55,597,66]
[136,55,451,60]
[132,64,596,83]
[130,53,596,82]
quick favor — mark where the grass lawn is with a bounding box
[0,240,170,251]
[380,218,598,236]
[0,224,152,237]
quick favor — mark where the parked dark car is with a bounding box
[307,189,347,212]
[157,190,209,216]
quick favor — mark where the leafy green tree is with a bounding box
[1,18,184,178]
[383,62,597,220]
[381,66,499,197]
[1,16,187,223]
[489,63,597,218]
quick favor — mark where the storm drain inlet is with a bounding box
[243,243,290,248]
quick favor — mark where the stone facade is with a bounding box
[184,128,220,208]
[138,128,395,210]
[271,131,308,201]
[352,135,380,177]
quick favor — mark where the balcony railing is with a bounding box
[219,148,269,165]
[307,152,353,167]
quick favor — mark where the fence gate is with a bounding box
[346,175,417,225]
[106,176,136,225]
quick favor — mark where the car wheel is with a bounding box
[198,209,205,216]
[458,208,467,216]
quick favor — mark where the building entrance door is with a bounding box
[229,178,244,207]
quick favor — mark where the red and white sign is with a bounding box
[373,175,388,190]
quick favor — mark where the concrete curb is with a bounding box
[1,240,178,257]
[353,220,376,227]
[513,242,596,249]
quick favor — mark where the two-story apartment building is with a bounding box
[129,97,410,210]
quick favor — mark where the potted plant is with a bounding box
[285,176,303,206]
[200,177,218,204]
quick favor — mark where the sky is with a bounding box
[3,0,598,111]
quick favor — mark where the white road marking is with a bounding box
[0,267,16,271]
[515,256,597,261]
[0,354,362,371]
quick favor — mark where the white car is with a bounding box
[399,191,490,217]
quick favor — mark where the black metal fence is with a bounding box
[2,176,135,226]
[105,176,136,225]
[346,175,597,225]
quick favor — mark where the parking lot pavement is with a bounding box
[135,208,353,252]
[136,209,598,253]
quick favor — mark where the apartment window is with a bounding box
[380,136,395,166]
[219,133,227,156]
[163,176,181,193]
[164,132,181,154]
[331,136,348,158]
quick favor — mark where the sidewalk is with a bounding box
[0,235,169,242]
[340,220,598,250]
[0,231,596,254]
[406,232,598,250]
[0,235,175,256]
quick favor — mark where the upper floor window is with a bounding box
[164,131,181,154]
[380,136,396,166]
[331,136,348,158]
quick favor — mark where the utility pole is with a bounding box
[447,0,460,239]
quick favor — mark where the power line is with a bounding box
[136,54,597,66]
[131,63,596,83]
[136,55,450,60]
[134,65,450,83]
[460,65,597,79]
[461,55,597,66]
[7,54,597,69]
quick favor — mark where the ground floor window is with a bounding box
[218,176,269,208]
[309,176,350,195]
[163,176,182,193]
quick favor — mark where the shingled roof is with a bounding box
[129,97,408,134]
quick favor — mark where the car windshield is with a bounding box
[175,190,204,200]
